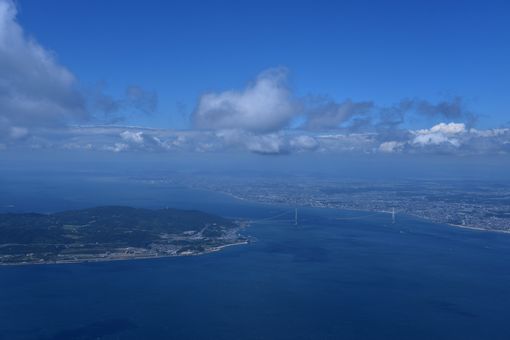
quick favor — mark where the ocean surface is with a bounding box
[1,179,510,339]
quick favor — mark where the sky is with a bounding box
[1,0,510,172]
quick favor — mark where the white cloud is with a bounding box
[103,142,129,153]
[379,141,404,153]
[0,0,162,144]
[428,122,466,134]
[1,123,508,156]
[120,130,144,144]
[193,68,297,133]
[412,122,466,146]
[0,0,87,137]
[413,133,452,146]
[0,6,505,161]
[469,128,509,138]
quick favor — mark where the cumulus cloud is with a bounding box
[0,0,158,146]
[0,3,502,159]
[412,122,465,146]
[0,0,87,134]
[428,122,466,134]
[193,68,297,133]
[374,122,510,155]
[2,122,509,156]
[120,130,144,144]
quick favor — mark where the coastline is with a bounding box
[446,222,510,234]
[0,211,252,267]
[0,239,250,267]
[203,188,510,235]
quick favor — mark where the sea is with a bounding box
[1,177,510,339]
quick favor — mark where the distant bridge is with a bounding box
[250,207,397,225]
[335,208,396,223]
[250,209,298,225]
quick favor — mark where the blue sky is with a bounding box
[0,0,509,159]
[16,0,510,129]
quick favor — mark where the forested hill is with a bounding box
[0,206,244,264]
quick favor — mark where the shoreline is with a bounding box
[446,222,510,234]
[204,188,510,235]
[0,240,250,267]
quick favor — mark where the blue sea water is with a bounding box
[1,182,510,339]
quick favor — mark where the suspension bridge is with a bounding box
[249,208,299,225]
[335,208,396,222]
[249,207,397,225]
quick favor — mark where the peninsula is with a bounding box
[0,206,247,265]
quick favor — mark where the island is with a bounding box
[0,206,248,265]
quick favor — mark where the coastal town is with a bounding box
[137,175,510,233]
